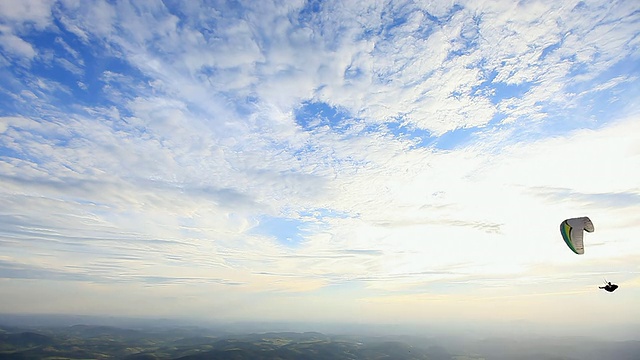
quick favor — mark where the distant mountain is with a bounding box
[169,335,219,346]
[176,337,428,360]
[63,324,146,339]
[0,323,638,360]
[0,331,53,349]
[124,354,160,360]
[0,331,55,360]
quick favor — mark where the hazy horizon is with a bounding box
[1,0,639,340]
[2,316,638,360]
[2,312,639,342]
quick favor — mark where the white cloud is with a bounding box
[54,36,82,61]
[0,0,53,29]
[0,32,37,59]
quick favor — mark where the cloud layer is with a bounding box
[1,0,639,330]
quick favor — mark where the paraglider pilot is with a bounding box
[599,282,618,292]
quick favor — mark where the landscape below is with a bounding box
[1,320,639,360]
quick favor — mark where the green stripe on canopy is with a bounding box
[560,220,580,254]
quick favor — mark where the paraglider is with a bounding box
[559,216,594,255]
[599,281,618,292]
[559,217,619,292]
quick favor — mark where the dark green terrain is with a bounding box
[1,326,428,360]
[0,324,638,360]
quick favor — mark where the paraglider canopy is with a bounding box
[560,217,594,254]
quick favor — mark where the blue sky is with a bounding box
[1,0,640,335]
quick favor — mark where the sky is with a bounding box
[1,0,639,336]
